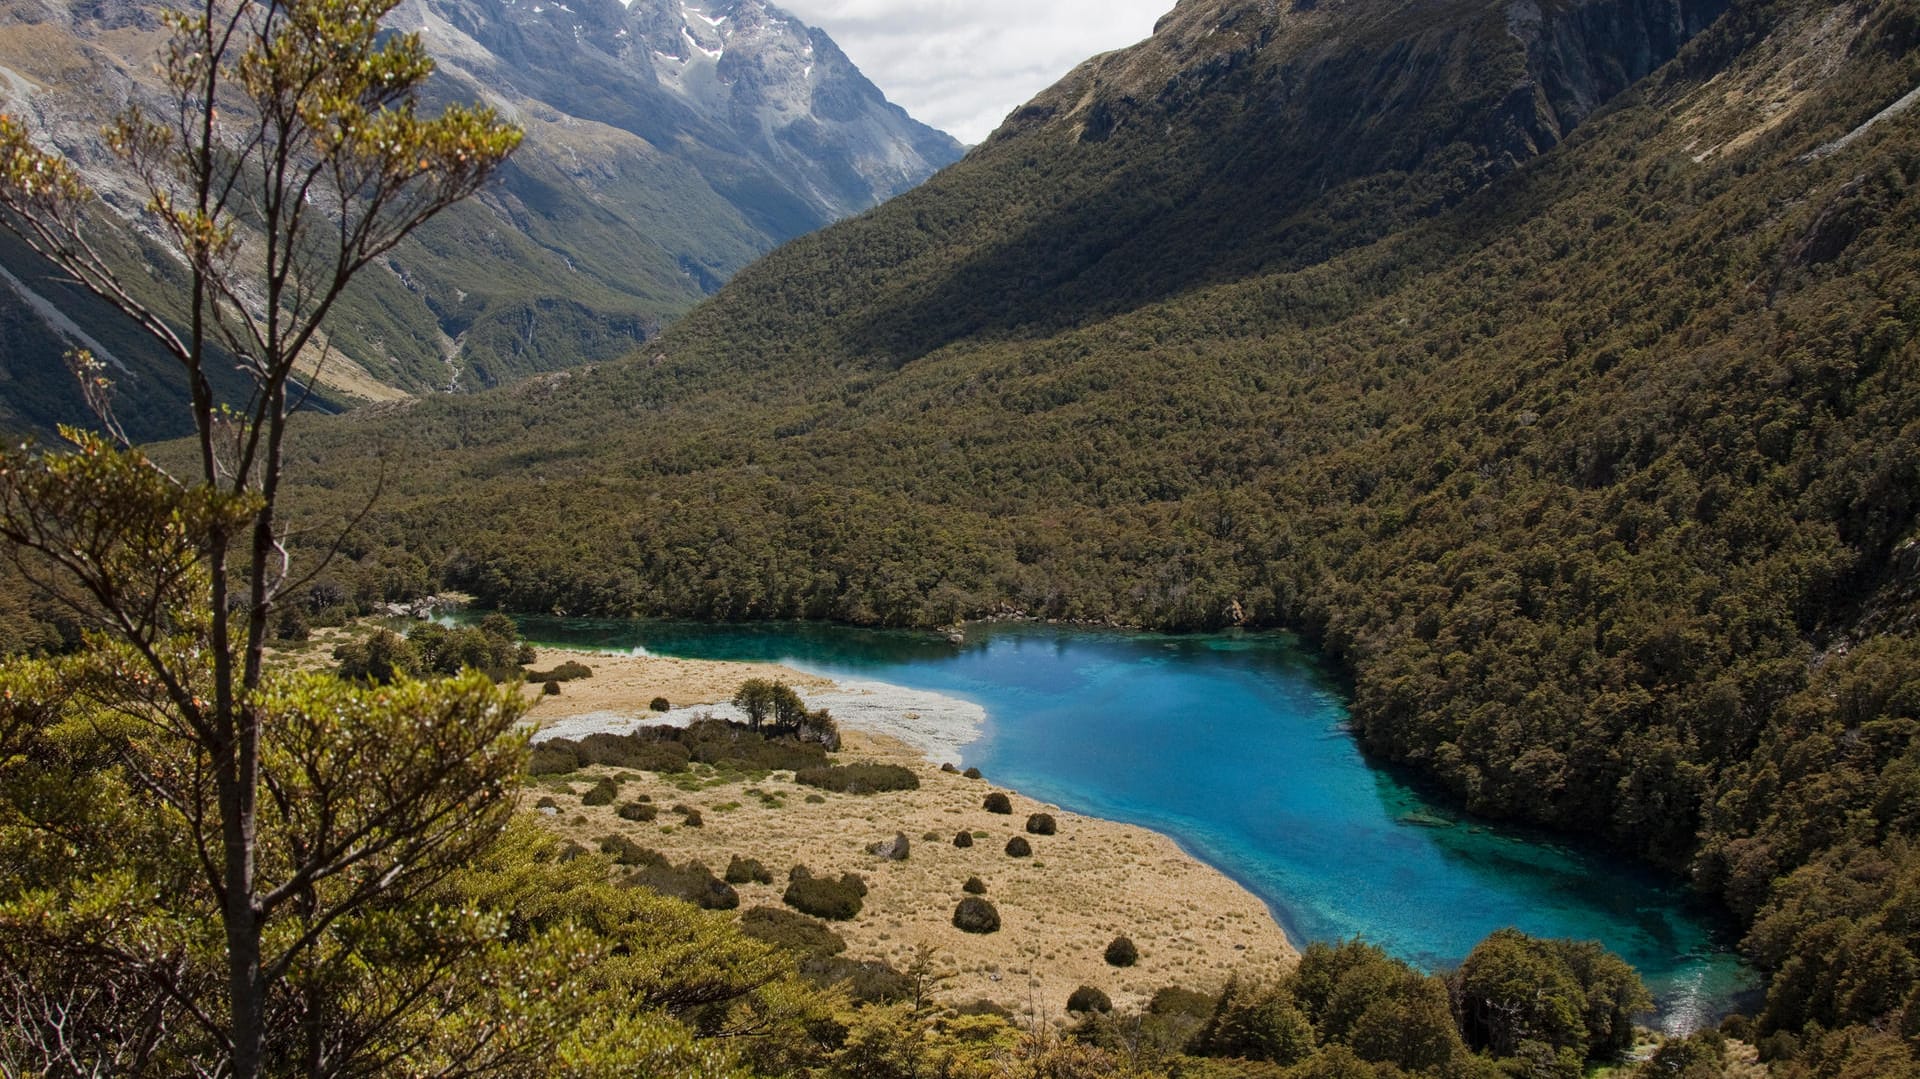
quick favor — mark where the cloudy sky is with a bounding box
[776,0,1175,144]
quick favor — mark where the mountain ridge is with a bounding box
[0,0,961,438]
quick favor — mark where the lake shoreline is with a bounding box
[519,644,1301,1013]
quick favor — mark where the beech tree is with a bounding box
[0,0,524,1075]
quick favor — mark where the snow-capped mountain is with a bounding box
[0,0,962,437]
[392,0,964,229]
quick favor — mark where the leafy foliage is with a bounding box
[738,905,847,958]
[782,866,866,921]
[952,896,1001,934]
[794,762,920,794]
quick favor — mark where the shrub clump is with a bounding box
[581,777,618,806]
[963,876,987,895]
[726,855,774,885]
[795,763,920,794]
[1067,986,1113,1014]
[800,956,914,1003]
[953,830,974,848]
[1005,836,1032,858]
[1026,812,1057,835]
[529,733,692,776]
[525,659,593,682]
[542,680,561,695]
[963,767,982,780]
[953,895,1001,934]
[983,792,1012,814]
[1150,987,1215,1018]
[739,905,846,958]
[534,795,558,810]
[616,801,658,822]
[649,696,671,712]
[681,808,704,828]
[1105,936,1139,967]
[597,835,664,867]
[783,866,866,920]
[637,861,737,910]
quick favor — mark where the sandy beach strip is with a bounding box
[521,646,987,764]
[520,646,1297,1015]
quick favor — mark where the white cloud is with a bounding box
[777,0,1173,144]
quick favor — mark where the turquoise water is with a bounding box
[508,616,1758,1028]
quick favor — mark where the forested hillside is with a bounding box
[149,0,1920,1069]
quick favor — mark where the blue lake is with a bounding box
[507,616,1759,1029]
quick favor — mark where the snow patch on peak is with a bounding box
[680,25,722,60]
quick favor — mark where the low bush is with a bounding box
[799,956,914,1003]
[616,801,658,822]
[953,896,1001,934]
[532,720,834,778]
[1105,936,1139,967]
[740,905,845,957]
[795,763,919,794]
[649,696,671,712]
[542,680,560,695]
[1026,813,1057,835]
[963,876,987,895]
[578,734,692,773]
[1067,986,1113,1014]
[1149,986,1216,1018]
[527,743,582,775]
[1005,836,1032,857]
[784,868,866,920]
[941,762,958,773]
[953,830,974,848]
[726,854,774,885]
[683,719,828,771]
[682,809,704,828]
[529,732,690,775]
[624,855,738,910]
[922,830,943,841]
[525,660,594,682]
[983,792,1012,814]
[582,777,618,806]
[963,767,982,780]
[534,795,558,809]
[597,835,665,867]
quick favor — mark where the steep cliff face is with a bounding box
[0,0,961,438]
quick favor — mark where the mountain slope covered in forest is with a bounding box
[262,0,1920,1068]
[0,0,961,438]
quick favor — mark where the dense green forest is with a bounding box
[8,0,1920,1070]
